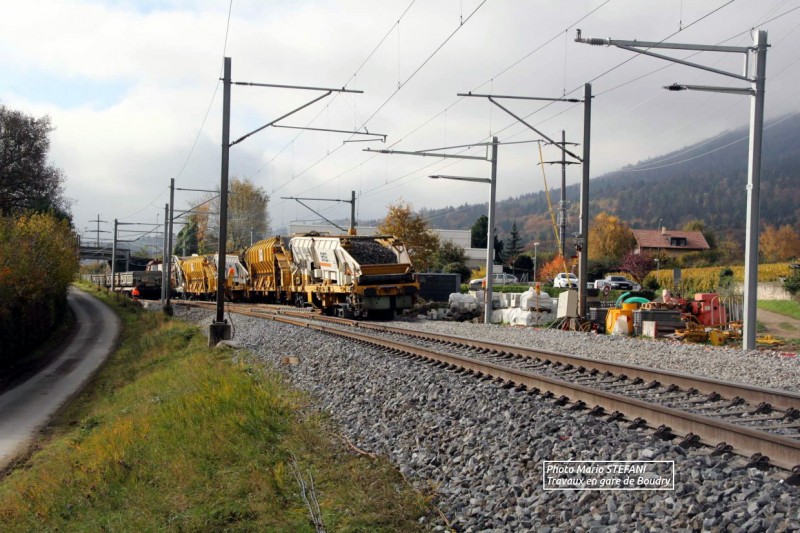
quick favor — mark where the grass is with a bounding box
[0,283,436,531]
[758,299,800,320]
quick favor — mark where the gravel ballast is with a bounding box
[177,307,800,531]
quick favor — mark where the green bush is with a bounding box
[442,262,472,285]
[785,268,800,296]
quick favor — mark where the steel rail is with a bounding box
[175,301,800,470]
[350,322,800,413]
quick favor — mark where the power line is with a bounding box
[285,0,612,206]
[248,1,417,183]
[619,110,800,173]
[269,0,488,197]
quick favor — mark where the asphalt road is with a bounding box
[0,288,120,470]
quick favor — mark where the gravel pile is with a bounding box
[176,307,800,531]
[387,320,800,392]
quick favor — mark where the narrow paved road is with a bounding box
[0,288,120,470]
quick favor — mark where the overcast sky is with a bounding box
[2,0,799,242]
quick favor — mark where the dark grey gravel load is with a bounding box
[345,238,398,265]
[176,307,800,531]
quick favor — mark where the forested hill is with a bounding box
[416,112,800,246]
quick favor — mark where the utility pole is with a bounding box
[89,214,109,248]
[578,83,592,319]
[161,203,169,304]
[368,139,500,324]
[208,56,369,346]
[209,56,233,346]
[164,178,175,315]
[111,219,118,295]
[457,90,591,318]
[576,29,767,350]
[540,130,579,259]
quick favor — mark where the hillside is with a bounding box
[414,113,800,250]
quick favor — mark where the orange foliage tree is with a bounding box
[588,212,636,263]
[759,224,800,263]
[378,201,440,271]
[538,254,571,283]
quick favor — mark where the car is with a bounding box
[553,272,578,288]
[469,272,519,290]
[595,275,640,291]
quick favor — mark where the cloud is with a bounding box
[1,0,799,238]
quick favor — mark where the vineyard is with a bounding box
[644,263,793,294]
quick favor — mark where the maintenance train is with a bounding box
[88,233,419,318]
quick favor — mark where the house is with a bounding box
[632,227,710,257]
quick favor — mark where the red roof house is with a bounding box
[632,227,710,256]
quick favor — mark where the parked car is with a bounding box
[553,272,578,288]
[594,275,641,291]
[469,272,519,290]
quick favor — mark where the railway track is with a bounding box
[176,300,800,475]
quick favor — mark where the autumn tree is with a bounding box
[378,201,440,271]
[759,224,800,263]
[189,177,270,252]
[683,219,717,249]
[0,105,70,219]
[0,213,78,364]
[619,251,656,284]
[588,212,636,263]
[538,254,571,283]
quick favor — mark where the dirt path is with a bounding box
[757,308,800,340]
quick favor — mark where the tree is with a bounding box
[434,240,467,270]
[190,177,270,252]
[760,224,800,263]
[0,105,70,219]
[683,219,717,249]
[378,201,440,271]
[505,221,523,263]
[494,234,504,264]
[175,216,199,256]
[471,215,488,248]
[442,262,472,284]
[539,254,571,283]
[588,212,636,262]
[511,254,533,280]
[619,251,656,284]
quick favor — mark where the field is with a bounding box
[646,263,793,293]
[0,285,435,531]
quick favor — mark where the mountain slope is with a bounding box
[419,113,800,248]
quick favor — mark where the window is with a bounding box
[670,237,687,246]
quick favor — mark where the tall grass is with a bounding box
[0,286,433,531]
